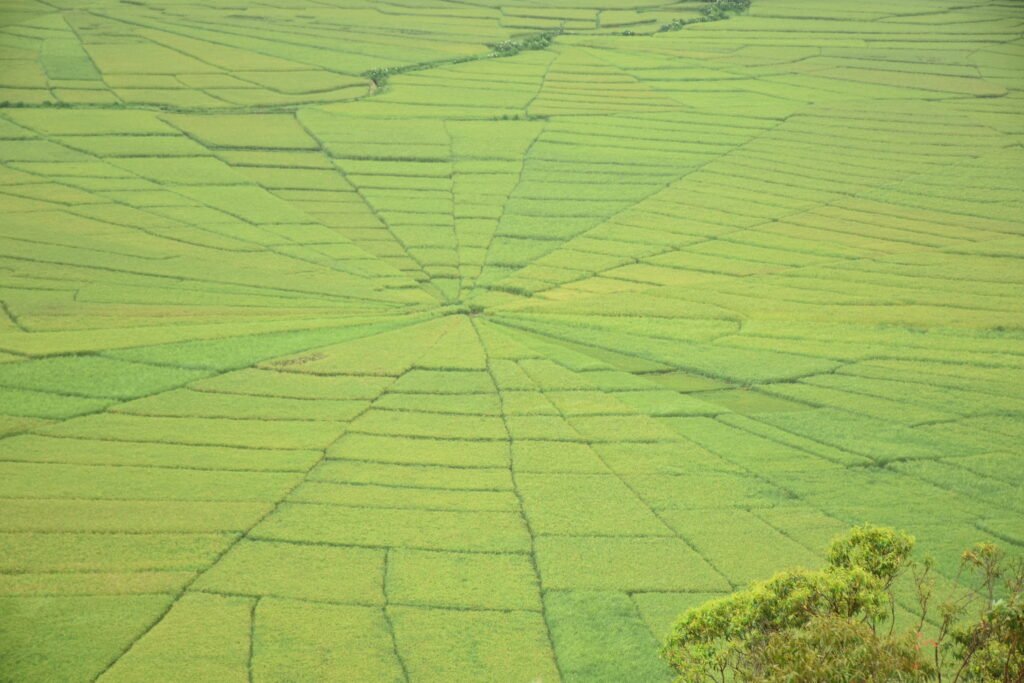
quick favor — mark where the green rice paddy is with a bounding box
[0,0,1022,680]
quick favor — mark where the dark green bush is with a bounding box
[702,0,752,20]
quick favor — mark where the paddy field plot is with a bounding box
[0,0,1023,680]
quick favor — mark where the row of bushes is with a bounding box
[364,31,559,90]
[489,31,559,56]
[659,0,752,32]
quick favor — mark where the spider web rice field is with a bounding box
[0,0,1022,680]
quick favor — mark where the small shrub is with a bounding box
[364,68,392,87]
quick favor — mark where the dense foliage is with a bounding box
[702,0,753,20]
[664,526,1024,683]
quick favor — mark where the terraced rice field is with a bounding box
[0,0,1022,680]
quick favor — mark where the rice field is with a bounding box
[0,0,1022,680]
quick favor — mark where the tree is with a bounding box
[662,525,1023,683]
[940,543,1024,682]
